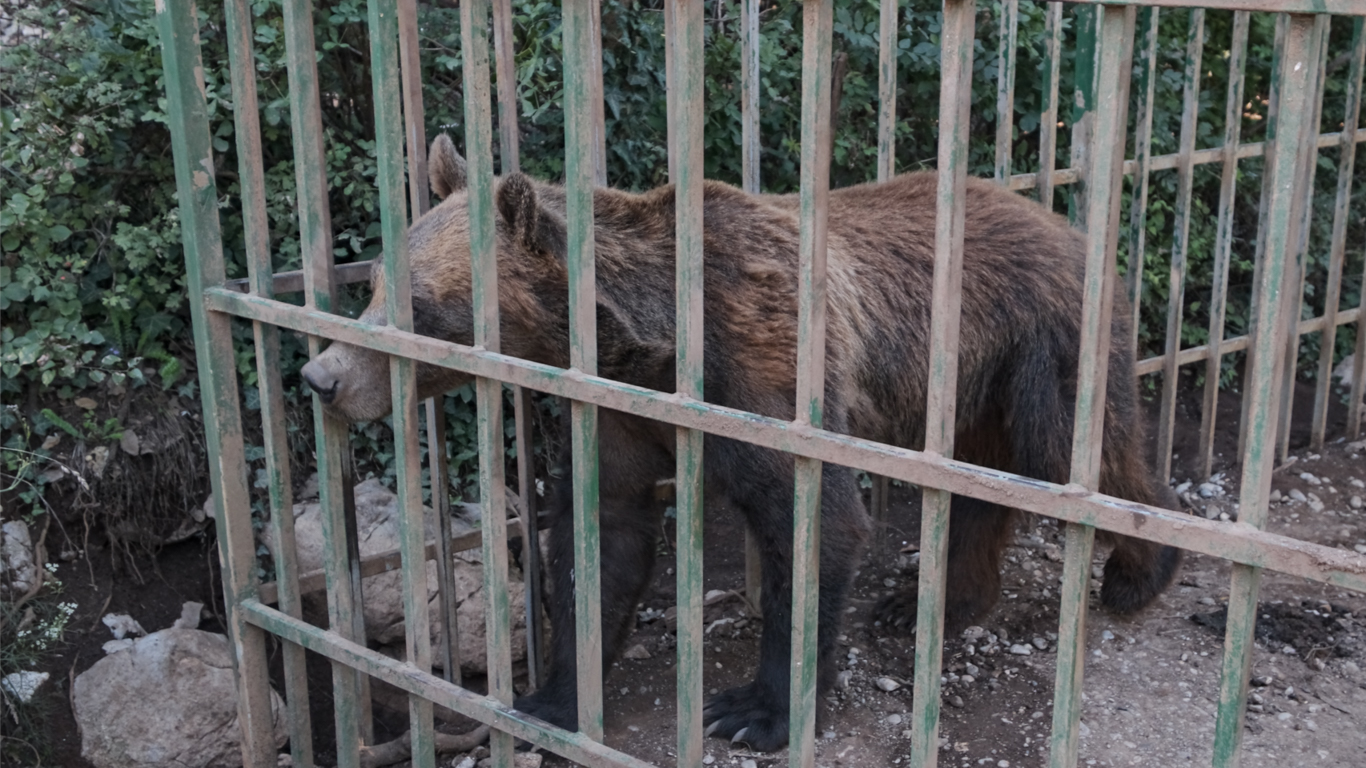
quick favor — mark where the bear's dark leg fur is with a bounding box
[700,437,869,751]
[513,410,671,733]
[872,496,1016,633]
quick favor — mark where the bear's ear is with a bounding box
[429,134,467,199]
[496,173,566,260]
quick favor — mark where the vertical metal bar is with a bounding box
[1351,21,1366,442]
[1276,15,1331,461]
[1212,16,1318,768]
[460,1,515,765]
[665,0,678,182]
[1239,15,1288,463]
[1198,11,1251,481]
[154,3,277,765]
[490,0,542,687]
[281,0,368,755]
[1049,7,1129,767]
[789,2,832,766]
[670,5,705,766]
[907,3,973,768]
[994,0,1017,184]
[222,0,315,762]
[1155,9,1206,484]
[399,0,428,220]
[877,0,898,183]
[564,0,604,744]
[591,0,608,185]
[741,0,764,611]
[370,0,435,763]
[1311,20,1363,449]
[1124,6,1159,356]
[493,0,520,173]
[1037,3,1063,210]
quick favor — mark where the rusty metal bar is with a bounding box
[1038,1,1063,209]
[563,0,605,744]
[669,2,706,766]
[221,0,315,761]
[242,600,657,768]
[1312,19,1364,448]
[908,3,974,767]
[995,0,1018,184]
[207,287,1366,596]
[877,0,898,182]
[1213,15,1319,767]
[1155,8,1206,483]
[1124,6,1159,356]
[154,3,278,765]
[1050,7,1130,767]
[790,3,833,766]
[1198,11,1251,481]
[1275,15,1331,463]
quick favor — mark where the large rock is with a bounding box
[1,519,39,600]
[73,628,288,768]
[272,478,528,675]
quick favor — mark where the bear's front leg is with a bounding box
[701,448,867,751]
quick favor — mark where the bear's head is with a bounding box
[300,134,582,422]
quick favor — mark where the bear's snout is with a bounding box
[301,359,341,404]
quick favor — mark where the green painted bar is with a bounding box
[399,0,429,219]
[208,286,1366,597]
[744,0,762,191]
[1068,4,1097,227]
[1156,9,1206,483]
[458,0,517,763]
[154,2,278,764]
[1275,15,1330,463]
[1124,6,1160,355]
[1212,15,1318,768]
[1050,7,1130,767]
[369,0,436,761]
[1198,12,1250,481]
[222,0,315,761]
[493,0,520,173]
[791,2,833,765]
[671,2,706,766]
[1311,20,1363,449]
[908,3,975,767]
[878,0,898,182]
[1350,22,1366,441]
[591,0,608,185]
[1038,2,1063,209]
[563,0,605,743]
[241,600,658,768]
[994,0,1018,184]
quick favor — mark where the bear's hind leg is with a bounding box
[874,495,1014,633]
[1097,461,1182,614]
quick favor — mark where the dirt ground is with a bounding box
[26,380,1366,767]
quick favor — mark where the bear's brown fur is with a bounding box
[300,134,1180,750]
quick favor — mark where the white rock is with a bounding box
[101,639,135,655]
[73,629,288,768]
[1299,472,1321,486]
[1198,483,1220,498]
[876,676,902,692]
[101,613,146,640]
[265,478,527,674]
[173,601,203,630]
[1350,495,1363,510]
[1270,489,1282,503]
[887,713,903,725]
[1354,544,1366,554]
[1333,353,1355,388]
[1288,489,1308,503]
[1032,637,1048,650]
[1009,644,1033,655]
[1,671,49,703]
[1,520,38,600]
[623,643,652,660]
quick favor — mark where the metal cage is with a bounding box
[154,0,1365,766]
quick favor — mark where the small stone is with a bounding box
[1101,630,1115,642]
[1247,704,1265,713]
[1289,489,1308,502]
[1309,499,1325,513]
[1175,481,1193,495]
[1198,483,1220,498]
[1277,712,1293,721]
[1299,472,1321,486]
[960,675,975,685]
[622,644,651,660]
[1350,495,1363,510]
[947,695,964,708]
[1270,489,1282,503]
[1031,637,1048,650]
[1251,676,1273,687]
[742,761,757,768]
[1305,719,1318,732]
[998,761,1010,768]
[884,577,897,587]
[1204,504,1221,520]
[876,677,902,692]
[1199,596,1216,606]
[1009,644,1033,656]
[702,755,715,765]
[1354,544,1366,554]
[962,626,986,641]
[0,671,49,703]
[837,670,853,689]
[965,663,980,677]
[887,713,903,725]
[75,397,98,410]
[1281,645,1297,655]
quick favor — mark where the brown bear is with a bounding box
[300,134,1180,751]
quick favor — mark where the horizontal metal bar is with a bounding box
[1008,130,1364,192]
[257,509,551,606]
[1062,0,1363,15]
[1134,306,1362,376]
[240,599,656,768]
[206,288,1366,594]
[227,261,373,295]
